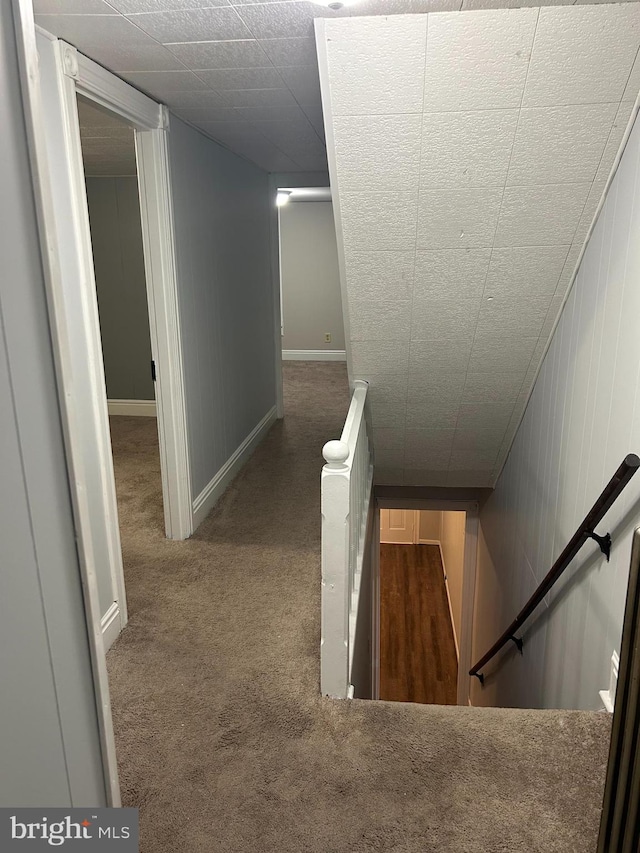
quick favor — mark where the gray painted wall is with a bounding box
[86,177,154,401]
[472,112,640,711]
[168,117,275,500]
[0,4,105,806]
[280,201,345,352]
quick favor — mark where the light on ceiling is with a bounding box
[276,190,292,207]
[311,0,360,9]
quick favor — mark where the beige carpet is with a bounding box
[107,362,610,853]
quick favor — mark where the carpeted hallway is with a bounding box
[107,362,610,853]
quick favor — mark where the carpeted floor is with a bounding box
[107,362,610,853]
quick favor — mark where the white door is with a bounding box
[380,509,416,543]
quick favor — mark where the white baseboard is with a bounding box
[108,399,156,417]
[101,602,121,652]
[437,543,460,662]
[282,349,346,362]
[192,405,277,530]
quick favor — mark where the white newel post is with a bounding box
[321,439,351,698]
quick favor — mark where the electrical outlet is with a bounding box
[324,332,332,343]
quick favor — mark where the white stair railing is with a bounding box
[321,379,374,699]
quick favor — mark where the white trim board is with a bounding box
[282,349,346,362]
[107,399,156,417]
[436,542,460,663]
[192,406,277,530]
[100,602,121,652]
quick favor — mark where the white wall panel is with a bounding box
[472,112,640,711]
[169,117,275,499]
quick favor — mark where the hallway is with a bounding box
[107,363,610,853]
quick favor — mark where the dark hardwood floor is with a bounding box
[380,544,458,705]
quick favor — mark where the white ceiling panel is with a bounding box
[483,246,570,297]
[423,8,538,111]
[506,103,617,186]
[324,16,427,115]
[129,8,252,42]
[420,109,518,188]
[195,67,285,90]
[333,115,422,192]
[522,5,640,107]
[417,187,503,249]
[317,6,640,487]
[414,248,491,298]
[494,183,591,246]
[340,192,418,252]
[163,39,272,68]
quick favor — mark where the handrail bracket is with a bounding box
[509,635,524,655]
[587,530,612,561]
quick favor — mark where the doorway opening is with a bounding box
[77,94,164,649]
[379,509,465,705]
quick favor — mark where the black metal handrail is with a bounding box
[469,453,640,685]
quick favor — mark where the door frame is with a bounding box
[14,2,192,805]
[375,498,479,706]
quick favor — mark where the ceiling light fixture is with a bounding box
[276,190,292,207]
[312,0,360,9]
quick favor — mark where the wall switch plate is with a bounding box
[599,651,619,713]
[324,332,331,343]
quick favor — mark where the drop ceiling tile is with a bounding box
[259,37,317,67]
[165,39,270,69]
[447,470,494,487]
[195,67,285,90]
[405,469,451,487]
[483,246,570,298]
[373,428,405,454]
[522,4,640,107]
[352,0,460,14]
[277,65,321,102]
[343,251,415,302]
[411,373,467,399]
[174,106,245,122]
[411,295,481,341]
[236,105,309,121]
[251,120,324,156]
[572,181,607,247]
[35,12,157,46]
[461,0,573,7]
[507,104,617,186]
[224,138,297,170]
[113,0,230,9]
[468,335,539,373]
[35,0,117,11]
[374,446,406,470]
[368,401,407,429]
[340,192,418,252]
[554,244,581,297]
[300,104,326,141]
[456,400,516,433]
[461,372,525,404]
[448,449,499,472]
[452,427,506,454]
[374,467,405,486]
[423,9,538,112]
[623,50,640,102]
[130,8,251,42]
[414,249,491,299]
[416,188,502,250]
[405,401,460,431]
[348,298,412,342]
[163,90,230,109]
[409,338,473,374]
[218,88,298,108]
[235,1,347,39]
[333,115,422,193]
[351,341,410,376]
[323,16,427,115]
[405,430,455,468]
[494,183,591,247]
[475,295,551,338]
[421,109,518,189]
[195,120,260,145]
[123,70,211,98]
[356,374,408,411]
[596,101,635,182]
